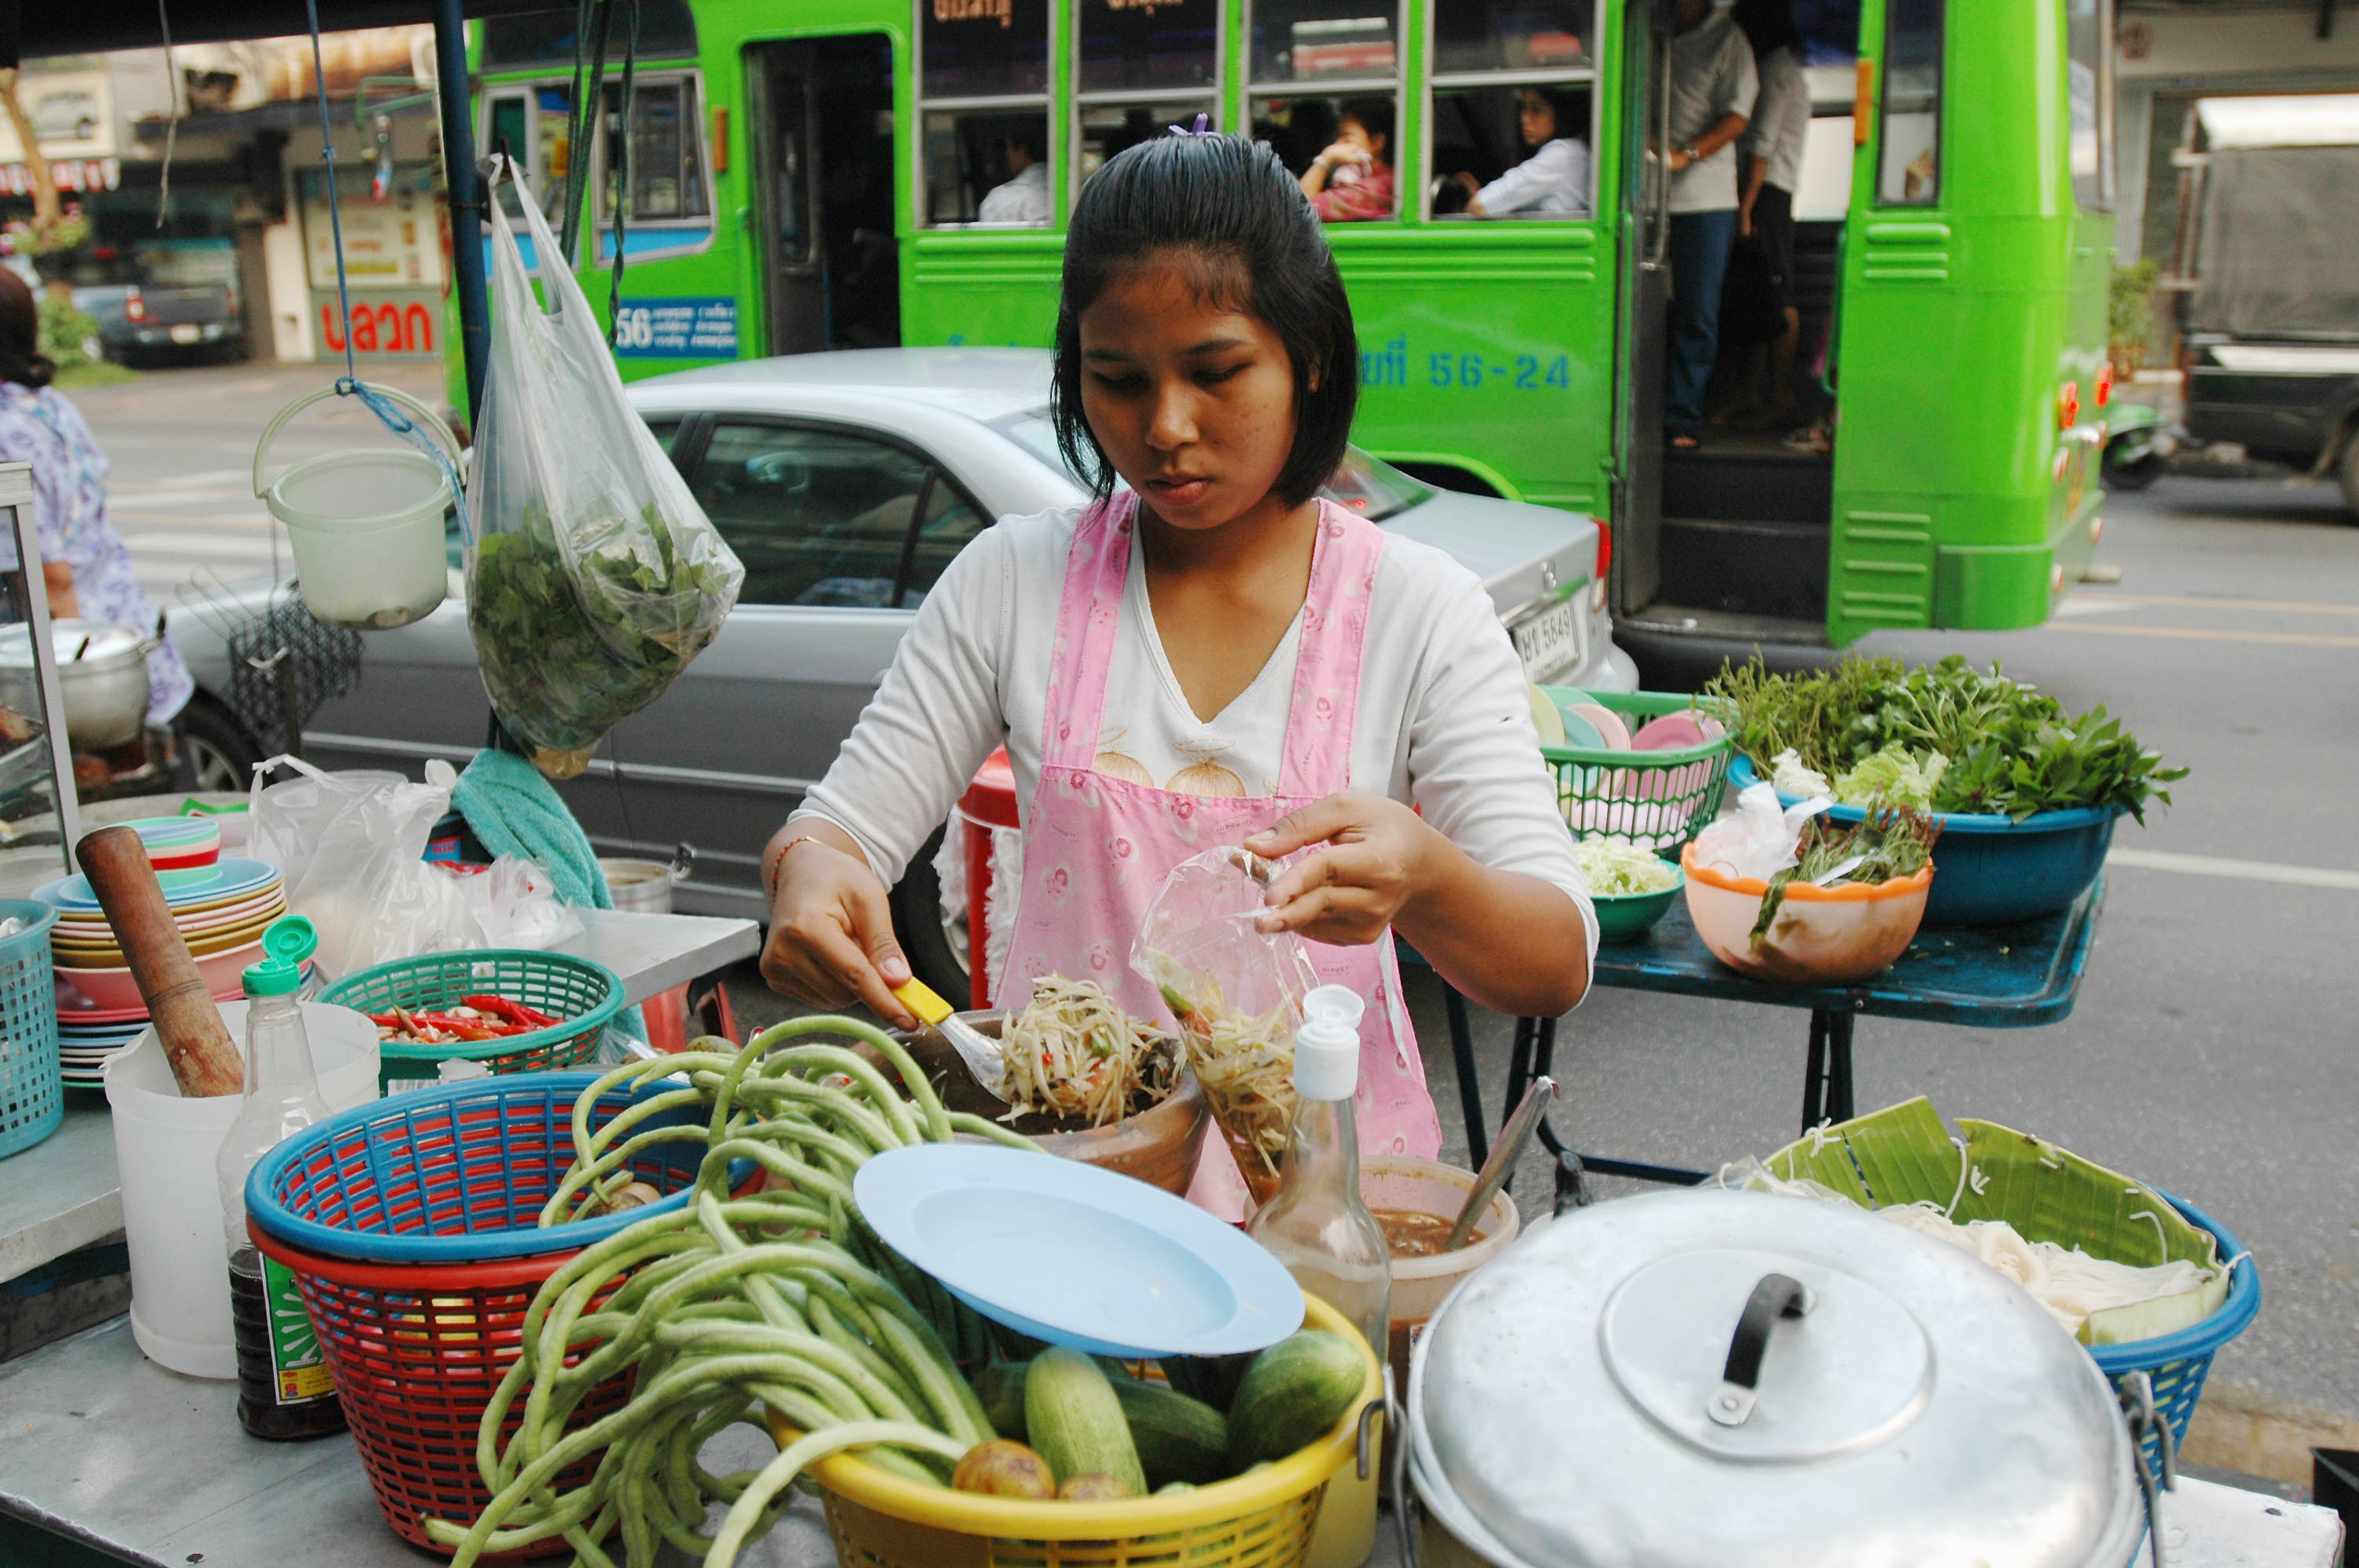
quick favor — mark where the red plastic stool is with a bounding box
[958,749,1020,1009]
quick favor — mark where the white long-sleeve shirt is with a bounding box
[977,162,1049,223]
[791,506,1597,978]
[1476,137,1592,217]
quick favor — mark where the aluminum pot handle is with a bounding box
[1707,1273,1812,1428]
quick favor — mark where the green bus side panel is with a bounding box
[902,234,1063,349]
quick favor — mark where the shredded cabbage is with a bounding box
[1833,744,1948,810]
[1770,748,1832,797]
[1576,839,1681,897]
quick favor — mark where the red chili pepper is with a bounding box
[405,1012,513,1042]
[462,994,560,1029]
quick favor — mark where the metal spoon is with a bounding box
[1444,1074,1556,1252]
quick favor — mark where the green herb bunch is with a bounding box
[1752,808,1939,945]
[467,500,740,768]
[1707,655,2186,822]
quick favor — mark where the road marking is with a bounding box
[2109,848,2359,891]
[2055,596,2141,617]
[106,488,256,508]
[110,510,275,528]
[114,468,249,490]
[2069,592,2359,615]
[2049,622,2359,649]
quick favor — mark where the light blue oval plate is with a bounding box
[36,857,282,913]
[854,1144,1306,1359]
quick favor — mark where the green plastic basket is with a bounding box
[318,949,625,1094]
[1539,688,1735,851]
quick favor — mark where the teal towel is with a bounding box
[452,748,614,910]
[452,748,643,1044]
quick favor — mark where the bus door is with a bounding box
[1611,0,1675,620]
[745,35,900,357]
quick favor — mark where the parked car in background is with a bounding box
[2170,95,2359,512]
[57,245,242,365]
[169,348,1634,993]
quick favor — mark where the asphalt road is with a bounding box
[64,362,2359,1431]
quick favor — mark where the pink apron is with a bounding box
[999,492,1444,1219]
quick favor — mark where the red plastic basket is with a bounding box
[249,1226,624,1561]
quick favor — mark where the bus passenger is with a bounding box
[1725,0,1808,432]
[1453,87,1590,218]
[1299,100,1398,222]
[1664,0,1757,448]
[979,129,1050,223]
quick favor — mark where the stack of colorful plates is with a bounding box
[38,820,292,1084]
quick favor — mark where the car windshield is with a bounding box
[989,409,1433,522]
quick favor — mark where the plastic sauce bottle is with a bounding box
[213,916,347,1440]
[1246,985,1391,1356]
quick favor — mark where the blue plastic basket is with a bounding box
[244,1069,744,1265]
[2089,1192,2260,1474]
[1728,755,2118,925]
[0,899,60,1160]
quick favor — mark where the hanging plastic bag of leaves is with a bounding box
[464,156,743,779]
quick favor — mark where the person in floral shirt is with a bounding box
[1298,100,1398,223]
[0,267,194,732]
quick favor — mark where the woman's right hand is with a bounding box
[758,825,918,1029]
[1318,139,1369,172]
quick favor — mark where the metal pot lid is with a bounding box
[1407,1188,2143,1568]
[0,620,151,672]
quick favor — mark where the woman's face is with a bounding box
[1078,252,1301,534]
[1339,117,1387,164]
[1519,92,1558,147]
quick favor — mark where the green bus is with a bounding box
[458,0,2121,662]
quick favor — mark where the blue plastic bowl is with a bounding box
[2088,1191,2260,1468]
[1728,755,2118,926]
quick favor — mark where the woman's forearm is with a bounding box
[1299,157,1333,197]
[1397,829,1588,1018]
[42,561,75,621]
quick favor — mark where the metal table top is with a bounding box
[1587,877,2106,1027]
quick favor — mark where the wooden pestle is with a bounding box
[76,826,245,1098]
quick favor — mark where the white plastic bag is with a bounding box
[246,756,482,982]
[465,156,743,780]
[446,855,585,949]
[1691,781,1832,881]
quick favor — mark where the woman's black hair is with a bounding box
[1052,131,1357,509]
[0,268,57,390]
[1339,97,1396,159]
[1519,84,1585,142]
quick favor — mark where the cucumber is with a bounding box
[1161,1351,1254,1412]
[971,1359,1029,1441]
[1024,1346,1147,1495]
[1109,1377,1233,1487]
[1225,1330,1365,1468]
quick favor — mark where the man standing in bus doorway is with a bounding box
[1664,0,1757,449]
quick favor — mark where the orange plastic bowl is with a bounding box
[1681,842,1934,985]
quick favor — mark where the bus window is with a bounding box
[1079,0,1218,93]
[1431,83,1594,220]
[924,111,1053,223]
[1074,0,1218,188]
[483,84,575,222]
[1430,0,1591,75]
[1876,0,1941,205]
[2066,0,2114,209]
[920,0,1052,226]
[1078,101,1219,180]
[1248,0,1402,220]
[923,0,1052,97]
[597,77,712,224]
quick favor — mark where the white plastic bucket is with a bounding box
[253,382,458,631]
[1360,1155,1521,1392]
[101,1000,381,1378]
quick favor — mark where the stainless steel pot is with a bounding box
[599,843,696,914]
[0,619,157,750]
[1402,1187,2150,1568]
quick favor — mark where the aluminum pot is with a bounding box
[599,843,695,914]
[0,619,156,750]
[1401,1187,2151,1568]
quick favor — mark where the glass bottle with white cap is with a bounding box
[1245,983,1392,1355]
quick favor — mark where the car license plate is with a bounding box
[1511,597,1580,681]
[169,325,202,344]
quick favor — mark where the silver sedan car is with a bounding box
[172,348,1634,991]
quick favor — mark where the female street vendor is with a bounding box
[760,128,1595,1216]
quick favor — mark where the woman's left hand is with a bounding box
[1243,794,1442,946]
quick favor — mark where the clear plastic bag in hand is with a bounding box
[1130,846,1321,1203]
[465,157,744,779]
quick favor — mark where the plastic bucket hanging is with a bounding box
[253,382,460,631]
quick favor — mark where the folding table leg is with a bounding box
[1802,1010,1830,1132]
[1824,1011,1856,1123]
[1442,982,1488,1171]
